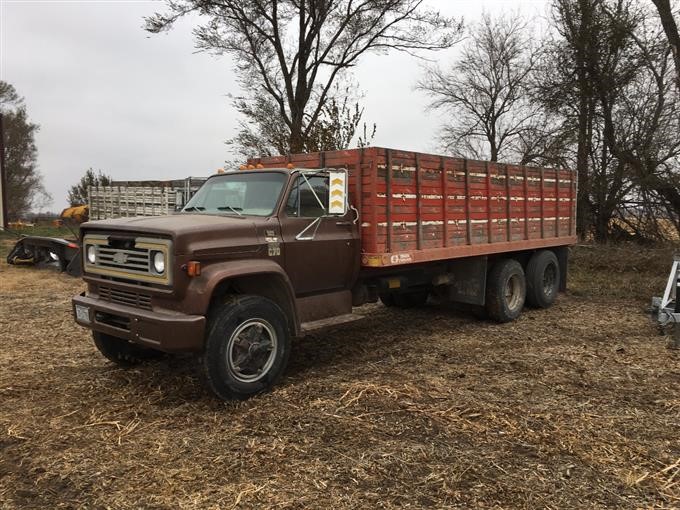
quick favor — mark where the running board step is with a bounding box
[300,313,364,334]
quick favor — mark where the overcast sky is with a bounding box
[1,0,549,211]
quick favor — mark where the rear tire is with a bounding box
[525,250,560,308]
[485,259,526,323]
[93,332,165,367]
[202,295,291,401]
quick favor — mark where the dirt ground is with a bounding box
[0,240,679,509]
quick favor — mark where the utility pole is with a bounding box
[0,113,8,230]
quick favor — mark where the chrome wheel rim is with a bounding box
[504,274,523,311]
[543,264,557,296]
[226,319,277,383]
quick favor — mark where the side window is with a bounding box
[285,176,329,217]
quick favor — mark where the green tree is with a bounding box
[68,168,111,206]
[0,81,51,220]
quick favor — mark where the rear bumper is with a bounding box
[72,293,206,352]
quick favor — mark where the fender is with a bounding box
[186,258,300,335]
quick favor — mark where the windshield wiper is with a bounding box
[182,206,205,212]
[217,205,243,216]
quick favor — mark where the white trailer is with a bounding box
[88,177,206,220]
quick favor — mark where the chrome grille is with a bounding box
[83,234,172,285]
[96,246,150,274]
[99,285,152,310]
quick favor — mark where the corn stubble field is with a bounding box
[1,237,679,509]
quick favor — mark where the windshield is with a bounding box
[182,172,288,216]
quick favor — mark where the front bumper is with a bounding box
[72,293,206,352]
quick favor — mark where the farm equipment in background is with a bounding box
[5,176,208,277]
[5,206,87,277]
[59,204,89,224]
[7,235,82,276]
[88,177,206,219]
[4,176,207,277]
[651,255,680,349]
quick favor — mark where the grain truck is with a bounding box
[72,147,577,400]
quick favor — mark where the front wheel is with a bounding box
[201,295,291,401]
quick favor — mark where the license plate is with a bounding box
[75,304,90,323]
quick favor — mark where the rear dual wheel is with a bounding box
[485,259,526,323]
[484,251,560,323]
[526,250,560,309]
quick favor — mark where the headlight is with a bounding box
[152,251,165,274]
[86,245,96,264]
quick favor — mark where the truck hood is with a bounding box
[82,214,276,256]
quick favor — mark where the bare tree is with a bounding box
[417,12,537,162]
[228,81,375,158]
[650,0,680,89]
[598,3,680,237]
[0,81,51,220]
[147,0,461,154]
[538,0,680,241]
[537,0,603,237]
[303,90,376,152]
[513,115,576,168]
[68,168,112,206]
[535,0,645,240]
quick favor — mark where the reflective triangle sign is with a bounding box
[328,170,347,215]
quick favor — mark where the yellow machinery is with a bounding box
[59,205,89,224]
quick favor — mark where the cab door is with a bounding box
[279,173,359,296]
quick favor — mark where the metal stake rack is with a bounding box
[652,254,680,349]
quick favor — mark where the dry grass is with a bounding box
[1,240,679,508]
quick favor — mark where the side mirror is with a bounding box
[327,169,348,216]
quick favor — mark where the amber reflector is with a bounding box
[186,261,201,277]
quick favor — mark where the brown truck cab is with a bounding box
[73,148,577,400]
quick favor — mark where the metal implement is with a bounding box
[6,235,82,276]
[651,255,680,349]
[5,204,90,275]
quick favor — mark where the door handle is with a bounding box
[335,221,353,226]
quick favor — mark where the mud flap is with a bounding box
[445,256,488,306]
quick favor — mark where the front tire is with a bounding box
[202,295,291,401]
[93,332,165,367]
[485,259,526,323]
